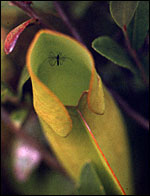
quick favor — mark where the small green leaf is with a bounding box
[127,1,149,50]
[76,162,106,195]
[1,81,16,103]
[110,1,139,29]
[1,81,10,101]
[69,1,93,19]
[10,109,28,128]
[92,36,135,72]
[18,65,30,98]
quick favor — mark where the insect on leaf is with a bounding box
[39,51,72,67]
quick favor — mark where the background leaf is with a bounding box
[92,36,135,72]
[69,1,93,19]
[17,65,30,98]
[76,162,106,195]
[110,1,139,29]
[10,109,28,128]
[127,1,149,50]
[6,159,75,195]
[1,81,16,103]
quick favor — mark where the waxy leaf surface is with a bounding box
[27,29,134,194]
[27,30,105,136]
[92,36,135,73]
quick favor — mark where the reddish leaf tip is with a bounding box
[4,18,35,55]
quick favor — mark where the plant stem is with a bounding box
[1,107,67,175]
[123,26,149,87]
[53,1,85,45]
[10,1,52,29]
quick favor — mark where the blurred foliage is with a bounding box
[127,1,149,50]
[76,162,106,195]
[1,1,149,195]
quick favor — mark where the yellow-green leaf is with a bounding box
[27,29,105,136]
[38,106,127,195]
[27,29,134,194]
[78,90,134,194]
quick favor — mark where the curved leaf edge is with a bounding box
[27,29,105,136]
[26,29,73,137]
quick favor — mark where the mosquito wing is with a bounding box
[48,51,56,58]
[39,57,56,67]
[60,56,72,65]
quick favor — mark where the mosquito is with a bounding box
[40,51,72,67]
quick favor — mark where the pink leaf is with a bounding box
[4,18,35,55]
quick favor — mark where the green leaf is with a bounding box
[27,29,105,137]
[30,33,91,107]
[78,93,134,195]
[1,81,10,101]
[110,1,139,29]
[17,65,30,98]
[1,81,16,103]
[8,162,75,195]
[127,1,149,50]
[69,1,93,19]
[39,105,128,195]
[76,162,106,195]
[10,109,28,128]
[32,1,54,12]
[1,1,26,28]
[92,36,135,73]
[27,30,134,194]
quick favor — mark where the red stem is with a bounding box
[123,25,149,87]
[53,1,85,45]
[10,1,52,29]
